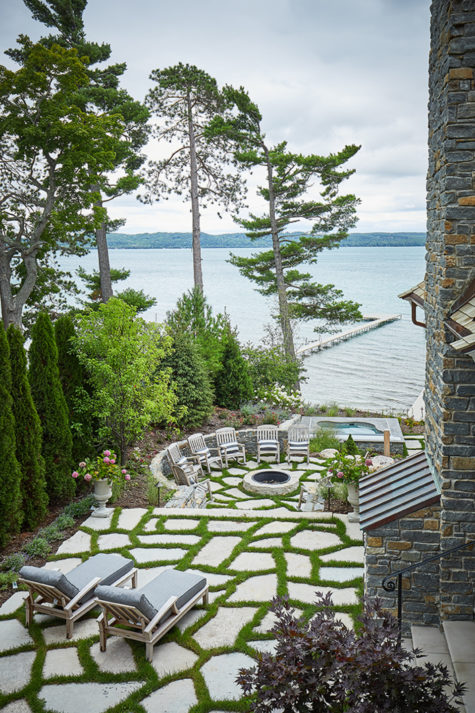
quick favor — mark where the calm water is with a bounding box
[61,246,426,413]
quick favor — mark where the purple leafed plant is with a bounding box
[237,593,465,713]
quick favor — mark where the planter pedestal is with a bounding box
[92,479,112,518]
[346,482,360,523]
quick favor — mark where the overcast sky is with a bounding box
[1,0,430,235]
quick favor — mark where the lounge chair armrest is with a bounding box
[64,576,102,611]
[144,595,178,633]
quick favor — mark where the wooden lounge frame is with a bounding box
[19,567,137,639]
[97,581,209,661]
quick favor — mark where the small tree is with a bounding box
[163,332,214,428]
[76,266,156,313]
[55,314,96,462]
[8,325,48,530]
[29,312,74,503]
[0,325,23,546]
[214,330,253,410]
[72,298,176,461]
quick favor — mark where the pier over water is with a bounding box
[297,314,401,356]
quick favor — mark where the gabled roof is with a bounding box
[398,281,425,308]
[445,279,475,354]
[359,452,439,531]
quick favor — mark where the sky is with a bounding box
[0,0,431,235]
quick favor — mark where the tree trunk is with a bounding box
[93,191,113,302]
[187,94,204,291]
[264,148,299,377]
[0,248,37,329]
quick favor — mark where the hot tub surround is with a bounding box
[300,417,405,455]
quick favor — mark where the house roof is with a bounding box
[359,452,439,531]
[398,281,426,308]
[445,279,475,354]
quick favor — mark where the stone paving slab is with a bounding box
[287,582,358,606]
[128,547,188,564]
[1,701,32,713]
[0,650,36,694]
[175,607,208,632]
[319,566,363,582]
[290,530,342,550]
[151,641,198,676]
[202,652,254,701]
[230,551,275,571]
[116,507,147,530]
[206,519,254,532]
[141,678,197,713]
[56,531,91,555]
[45,558,83,574]
[0,619,33,652]
[39,681,143,713]
[209,481,223,492]
[185,569,232,586]
[285,552,312,578]
[43,647,82,678]
[0,590,28,616]
[193,606,258,648]
[42,617,99,645]
[222,476,243,486]
[163,518,200,531]
[143,518,158,531]
[249,536,283,548]
[228,574,278,602]
[227,467,247,475]
[235,498,276,509]
[248,639,278,654]
[222,487,248,499]
[80,514,113,531]
[135,565,171,588]
[253,608,303,634]
[320,546,364,563]
[137,533,200,545]
[192,536,241,567]
[90,638,136,673]
[97,533,130,549]
[255,521,298,535]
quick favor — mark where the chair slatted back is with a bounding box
[288,426,310,444]
[215,427,237,447]
[167,443,184,466]
[18,578,69,608]
[188,433,208,454]
[257,425,279,442]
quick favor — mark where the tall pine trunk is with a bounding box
[93,190,113,302]
[187,93,204,291]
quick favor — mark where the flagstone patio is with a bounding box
[0,457,364,713]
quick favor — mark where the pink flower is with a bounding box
[124,474,131,481]
[337,471,344,478]
[104,450,111,457]
[110,459,116,464]
[79,461,86,468]
[72,471,79,479]
[103,457,110,464]
[121,469,127,474]
[365,459,373,466]
[84,473,92,481]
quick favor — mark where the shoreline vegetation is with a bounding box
[107,231,426,249]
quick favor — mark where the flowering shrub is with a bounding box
[259,384,302,410]
[323,451,372,484]
[72,450,131,484]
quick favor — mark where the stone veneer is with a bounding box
[425,0,475,620]
[364,506,441,635]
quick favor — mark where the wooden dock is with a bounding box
[296,314,401,356]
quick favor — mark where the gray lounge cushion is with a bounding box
[96,568,207,623]
[19,566,78,600]
[66,553,133,594]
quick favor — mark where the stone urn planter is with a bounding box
[92,478,112,518]
[346,482,360,522]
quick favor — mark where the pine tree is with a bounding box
[163,332,214,428]
[0,325,23,547]
[214,331,253,410]
[55,314,96,462]
[29,313,75,502]
[7,325,48,529]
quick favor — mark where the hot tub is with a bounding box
[303,417,405,454]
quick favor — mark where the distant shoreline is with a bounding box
[106,231,426,250]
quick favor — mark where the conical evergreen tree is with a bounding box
[8,325,49,529]
[29,313,75,503]
[214,331,253,410]
[0,325,23,547]
[55,314,96,462]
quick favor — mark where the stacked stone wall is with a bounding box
[426,0,475,620]
[364,506,441,635]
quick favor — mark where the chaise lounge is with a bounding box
[96,568,208,661]
[19,553,137,638]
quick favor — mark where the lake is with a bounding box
[61,246,427,413]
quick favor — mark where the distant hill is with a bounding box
[106,231,426,249]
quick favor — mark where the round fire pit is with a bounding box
[243,468,301,495]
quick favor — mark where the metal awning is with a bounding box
[359,452,439,530]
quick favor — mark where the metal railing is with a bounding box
[382,539,474,638]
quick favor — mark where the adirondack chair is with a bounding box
[171,463,212,503]
[96,569,209,661]
[187,433,222,473]
[215,427,246,468]
[167,443,202,479]
[287,426,310,465]
[256,424,280,464]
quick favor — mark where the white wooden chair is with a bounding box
[96,569,209,661]
[287,426,310,465]
[167,443,202,479]
[257,424,280,464]
[171,463,212,503]
[187,433,222,473]
[18,553,137,638]
[215,427,246,468]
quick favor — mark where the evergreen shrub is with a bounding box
[29,313,75,503]
[7,325,48,529]
[214,331,253,409]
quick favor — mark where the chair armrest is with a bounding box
[144,595,178,633]
[64,576,102,610]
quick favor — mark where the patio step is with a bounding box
[410,622,475,712]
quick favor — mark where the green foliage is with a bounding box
[214,331,253,409]
[1,552,25,572]
[22,536,52,558]
[243,342,302,395]
[163,332,214,428]
[0,571,19,590]
[55,314,96,462]
[0,326,23,548]
[310,427,341,453]
[326,403,340,417]
[76,267,156,313]
[7,325,49,530]
[343,434,359,455]
[72,298,176,461]
[29,313,75,503]
[63,494,96,518]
